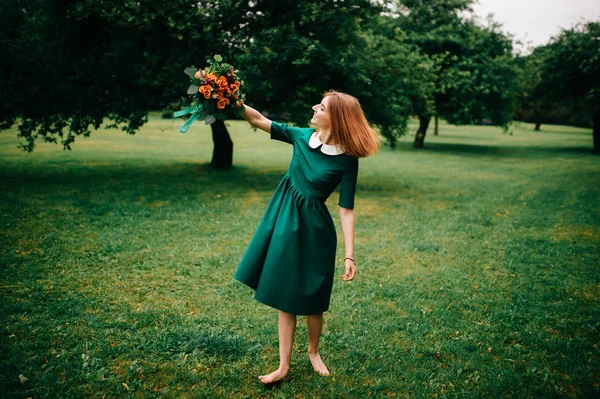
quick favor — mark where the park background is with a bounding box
[1,0,599,397]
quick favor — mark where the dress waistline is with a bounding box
[282,175,325,209]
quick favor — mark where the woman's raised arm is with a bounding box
[240,105,272,133]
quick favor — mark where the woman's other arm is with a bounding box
[241,105,272,133]
[339,206,356,281]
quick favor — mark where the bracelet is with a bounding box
[344,257,356,265]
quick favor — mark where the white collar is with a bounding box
[308,132,344,156]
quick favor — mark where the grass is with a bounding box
[0,116,598,398]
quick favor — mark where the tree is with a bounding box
[434,21,517,128]
[0,0,253,167]
[3,0,420,164]
[350,28,436,147]
[386,0,518,148]
[3,0,523,160]
[239,1,377,128]
[514,48,557,131]
[240,1,434,148]
[540,22,600,152]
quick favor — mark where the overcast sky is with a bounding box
[471,0,600,50]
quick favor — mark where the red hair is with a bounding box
[323,90,381,158]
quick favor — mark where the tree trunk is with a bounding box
[413,115,431,149]
[210,120,233,169]
[593,109,599,154]
[433,115,439,136]
[388,134,397,150]
[534,110,542,131]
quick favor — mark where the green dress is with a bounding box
[233,121,359,316]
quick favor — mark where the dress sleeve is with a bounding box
[338,158,359,209]
[270,121,310,144]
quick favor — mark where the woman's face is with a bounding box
[311,96,331,130]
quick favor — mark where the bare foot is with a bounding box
[258,367,289,384]
[309,352,330,376]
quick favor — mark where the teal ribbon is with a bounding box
[178,114,201,133]
[174,105,206,133]
[173,107,195,118]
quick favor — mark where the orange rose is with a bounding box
[217,97,230,109]
[199,85,212,99]
[216,76,229,89]
[205,73,218,82]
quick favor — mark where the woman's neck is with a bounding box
[318,128,335,145]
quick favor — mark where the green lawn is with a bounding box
[1,117,598,398]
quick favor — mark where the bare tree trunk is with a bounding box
[534,119,542,131]
[413,115,431,149]
[593,109,599,154]
[210,120,233,169]
[534,110,542,131]
[388,133,397,150]
[433,115,439,136]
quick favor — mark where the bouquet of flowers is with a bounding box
[174,55,246,133]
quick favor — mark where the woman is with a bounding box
[233,90,380,384]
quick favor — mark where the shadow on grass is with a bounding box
[1,161,421,203]
[0,163,287,195]
[422,133,495,141]
[532,128,593,136]
[415,142,596,158]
